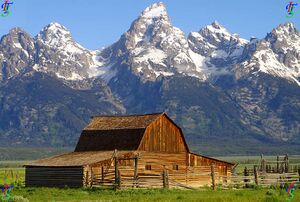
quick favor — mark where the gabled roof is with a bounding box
[75,129,146,152]
[84,113,163,130]
[75,113,164,152]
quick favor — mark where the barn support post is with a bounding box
[211,165,216,191]
[134,156,139,188]
[254,165,258,185]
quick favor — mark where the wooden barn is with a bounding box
[25,113,233,188]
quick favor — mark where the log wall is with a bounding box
[189,153,231,177]
[25,166,83,187]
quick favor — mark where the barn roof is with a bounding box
[75,129,146,152]
[75,113,164,152]
[24,151,133,167]
[84,113,163,130]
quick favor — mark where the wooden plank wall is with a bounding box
[25,166,83,187]
[189,153,231,177]
[137,152,187,173]
[138,115,187,152]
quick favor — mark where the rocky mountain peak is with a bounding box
[188,21,248,72]
[272,22,297,36]
[235,22,300,86]
[2,27,33,50]
[104,2,204,82]
[32,22,98,82]
[266,22,299,44]
[8,27,27,35]
[36,22,76,48]
[140,2,168,20]
[124,2,173,50]
[0,27,35,81]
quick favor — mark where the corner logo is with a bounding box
[1,184,13,201]
[286,1,298,18]
[286,183,296,201]
[1,0,13,17]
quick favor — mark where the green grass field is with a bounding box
[1,157,299,201]
[1,186,298,202]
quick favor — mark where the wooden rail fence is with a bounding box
[90,165,300,190]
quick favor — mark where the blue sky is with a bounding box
[0,0,298,49]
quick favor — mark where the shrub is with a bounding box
[266,189,275,196]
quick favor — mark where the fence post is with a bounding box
[244,167,249,188]
[285,154,289,173]
[90,167,93,187]
[114,157,120,190]
[162,167,169,189]
[298,169,300,182]
[15,171,19,185]
[10,170,13,180]
[211,165,216,191]
[118,170,121,188]
[85,171,89,187]
[279,176,283,189]
[134,156,139,188]
[254,165,258,185]
[277,156,279,173]
[101,166,104,184]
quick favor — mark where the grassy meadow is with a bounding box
[3,187,299,202]
[0,156,300,201]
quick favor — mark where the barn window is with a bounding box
[173,165,179,170]
[145,165,152,170]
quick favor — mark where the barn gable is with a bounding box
[138,114,189,153]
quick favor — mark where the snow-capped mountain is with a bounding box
[234,22,300,85]
[0,27,35,81]
[98,2,209,81]
[0,2,300,154]
[35,22,96,80]
[188,21,248,78]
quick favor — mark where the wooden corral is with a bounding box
[24,113,234,188]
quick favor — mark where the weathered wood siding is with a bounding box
[137,152,187,172]
[25,166,83,187]
[189,153,232,177]
[138,115,187,152]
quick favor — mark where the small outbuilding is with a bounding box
[25,113,233,188]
